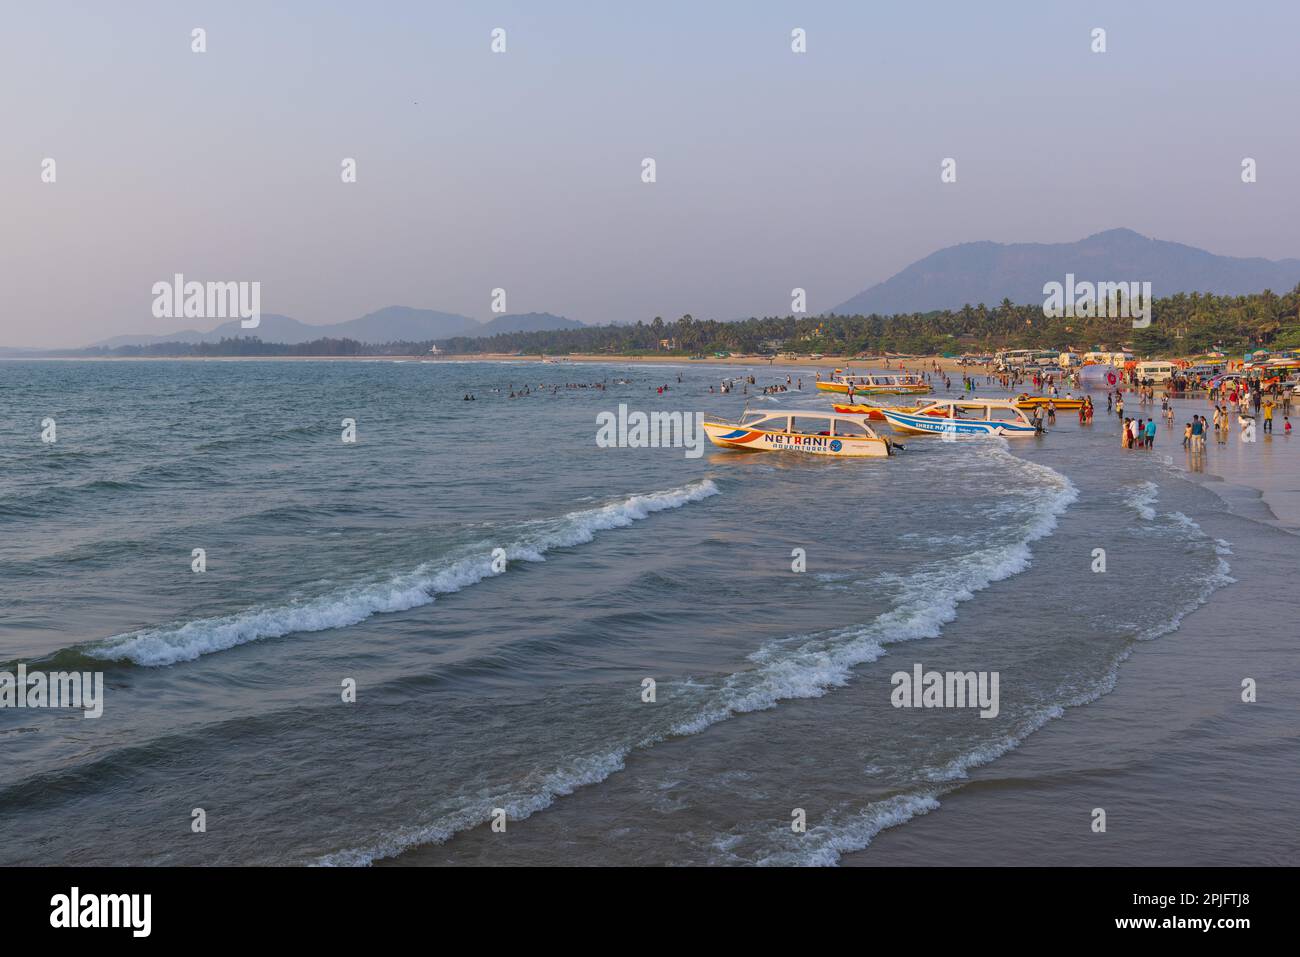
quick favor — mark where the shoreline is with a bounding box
[848,500,1298,866]
[1,352,982,375]
[1166,396,1300,529]
[847,397,1300,867]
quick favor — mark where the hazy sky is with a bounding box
[4,0,1299,346]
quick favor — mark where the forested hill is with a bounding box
[435,287,1300,357]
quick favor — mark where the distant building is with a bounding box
[429,344,441,355]
[658,338,678,350]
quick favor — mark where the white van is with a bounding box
[1136,360,1175,381]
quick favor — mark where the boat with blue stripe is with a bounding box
[880,398,1039,438]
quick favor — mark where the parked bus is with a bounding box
[994,349,1036,370]
[1136,360,1176,382]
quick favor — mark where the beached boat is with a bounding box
[1014,393,1085,411]
[814,371,931,396]
[703,409,895,457]
[880,399,1038,437]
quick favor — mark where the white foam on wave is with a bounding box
[84,480,720,667]
[756,793,942,867]
[1124,480,1160,520]
[317,746,632,866]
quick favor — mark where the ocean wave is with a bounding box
[317,449,1077,866]
[0,459,214,519]
[755,793,942,867]
[317,748,632,867]
[0,476,142,518]
[667,449,1077,736]
[76,479,720,667]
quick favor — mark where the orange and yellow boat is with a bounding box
[815,371,931,396]
[831,400,949,421]
[1014,393,1086,411]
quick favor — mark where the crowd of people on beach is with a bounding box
[922,362,1298,453]
[1009,365,1300,453]
[1103,379,1296,451]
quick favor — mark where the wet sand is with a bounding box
[1177,403,1300,527]
[849,392,1300,866]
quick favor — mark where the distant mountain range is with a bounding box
[8,230,1300,353]
[86,307,583,348]
[462,312,586,335]
[831,228,1300,316]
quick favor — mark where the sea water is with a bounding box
[0,360,1254,864]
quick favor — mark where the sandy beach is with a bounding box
[452,352,978,374]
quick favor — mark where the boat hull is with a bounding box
[1015,396,1084,410]
[832,402,949,420]
[703,422,890,456]
[816,381,931,395]
[880,410,1037,437]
